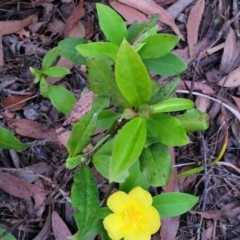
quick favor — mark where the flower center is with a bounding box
[124,208,143,227]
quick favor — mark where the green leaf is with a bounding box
[71,166,99,239]
[115,39,152,109]
[48,85,77,115]
[98,207,112,219]
[176,108,210,133]
[76,42,119,61]
[146,113,189,146]
[138,34,179,59]
[119,160,150,192]
[177,166,204,178]
[0,228,16,240]
[39,77,49,98]
[43,66,70,77]
[86,57,131,109]
[139,142,171,187]
[58,37,87,65]
[96,4,127,45]
[152,193,198,218]
[66,155,84,169]
[109,117,146,182]
[42,47,59,70]
[67,96,109,157]
[81,219,103,240]
[127,21,147,43]
[30,67,42,77]
[143,53,187,76]
[151,98,194,113]
[150,77,180,104]
[97,110,120,130]
[92,139,128,183]
[138,25,158,43]
[0,127,31,151]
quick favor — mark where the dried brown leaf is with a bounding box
[109,1,148,24]
[1,95,30,111]
[46,18,65,35]
[52,211,72,240]
[220,27,240,73]
[6,118,59,142]
[64,0,85,38]
[195,96,211,113]
[0,14,36,35]
[117,0,183,38]
[63,91,96,126]
[0,170,48,199]
[33,180,47,218]
[218,67,240,87]
[232,96,240,111]
[55,127,71,147]
[187,0,205,57]
[160,217,180,240]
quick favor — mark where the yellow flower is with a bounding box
[103,187,161,240]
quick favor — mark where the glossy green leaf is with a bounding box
[67,96,109,157]
[48,85,77,115]
[0,127,31,151]
[139,142,171,187]
[115,40,152,109]
[119,160,150,192]
[39,77,49,98]
[96,4,127,45]
[153,193,198,218]
[0,227,17,240]
[66,155,84,169]
[81,219,103,240]
[150,77,180,104]
[138,25,158,43]
[143,53,187,76]
[177,166,204,178]
[43,66,70,77]
[42,47,59,70]
[86,57,130,109]
[71,166,99,239]
[147,113,189,146]
[76,42,118,61]
[98,207,112,219]
[176,108,210,133]
[151,98,194,113]
[96,110,120,130]
[109,117,146,182]
[92,139,128,183]
[58,37,87,65]
[127,21,147,43]
[145,136,159,148]
[30,67,42,77]
[138,34,179,59]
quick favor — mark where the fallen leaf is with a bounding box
[63,91,96,126]
[0,170,48,199]
[52,211,72,240]
[191,202,240,220]
[46,18,65,35]
[232,96,240,111]
[167,0,195,19]
[33,180,47,218]
[64,0,85,38]
[117,0,183,38]
[109,0,148,24]
[219,27,240,73]
[55,127,71,147]
[155,0,176,6]
[218,67,240,87]
[187,0,205,57]
[6,118,59,142]
[0,14,36,35]
[1,95,30,111]
[195,96,211,113]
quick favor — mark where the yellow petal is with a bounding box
[141,206,161,234]
[107,191,130,213]
[103,213,127,240]
[124,231,151,240]
[128,187,152,206]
